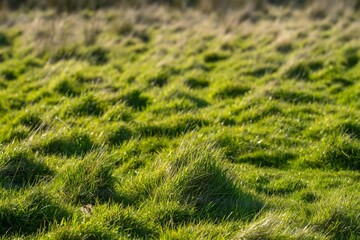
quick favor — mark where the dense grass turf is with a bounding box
[0,3,360,239]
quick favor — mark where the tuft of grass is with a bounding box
[312,197,360,240]
[315,134,360,170]
[342,47,359,69]
[39,131,94,157]
[53,76,82,96]
[0,148,52,187]
[161,140,263,220]
[16,111,44,130]
[298,191,320,203]
[276,42,293,54]
[254,177,307,196]
[146,201,194,228]
[0,67,18,81]
[137,116,209,138]
[84,46,109,65]
[55,153,116,205]
[284,62,311,80]
[49,45,80,63]
[121,90,150,110]
[249,66,278,77]
[65,94,105,117]
[341,121,360,139]
[107,124,133,146]
[105,205,157,238]
[184,77,210,89]
[214,84,251,99]
[0,191,68,236]
[269,89,328,104]
[148,72,169,88]
[103,104,133,122]
[204,52,228,63]
[116,22,134,36]
[0,32,11,46]
[237,151,296,168]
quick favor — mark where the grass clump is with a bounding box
[121,90,150,110]
[250,66,278,77]
[214,84,251,99]
[1,125,30,143]
[0,148,52,187]
[184,77,210,89]
[48,45,80,63]
[65,94,105,116]
[204,52,228,63]
[254,176,307,196]
[284,62,311,80]
[147,72,169,88]
[0,191,68,236]
[107,124,133,146]
[55,153,116,205]
[17,113,43,130]
[53,77,82,97]
[40,131,94,157]
[84,46,109,65]
[0,32,10,46]
[270,89,328,104]
[103,104,133,122]
[314,135,360,170]
[316,210,360,239]
[276,42,293,54]
[312,196,360,240]
[237,151,296,168]
[105,206,157,238]
[161,140,262,220]
[146,201,194,228]
[342,47,359,69]
[116,22,134,36]
[341,121,360,139]
[137,116,209,138]
[0,67,18,81]
[298,191,320,203]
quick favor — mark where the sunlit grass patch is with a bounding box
[53,153,116,205]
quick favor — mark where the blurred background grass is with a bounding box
[3,0,360,12]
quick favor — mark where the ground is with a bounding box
[0,3,359,239]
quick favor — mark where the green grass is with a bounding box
[0,2,360,239]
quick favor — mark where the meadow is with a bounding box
[0,0,360,239]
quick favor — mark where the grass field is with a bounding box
[0,1,360,239]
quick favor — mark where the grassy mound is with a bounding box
[0,150,52,187]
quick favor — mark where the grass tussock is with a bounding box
[55,153,116,205]
[0,191,68,236]
[0,148,52,187]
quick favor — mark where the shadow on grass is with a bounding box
[39,131,94,157]
[137,117,209,138]
[121,90,150,110]
[115,140,263,225]
[0,150,53,188]
[164,141,263,222]
[236,151,297,168]
[0,192,69,236]
[214,84,251,99]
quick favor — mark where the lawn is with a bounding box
[0,1,359,239]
